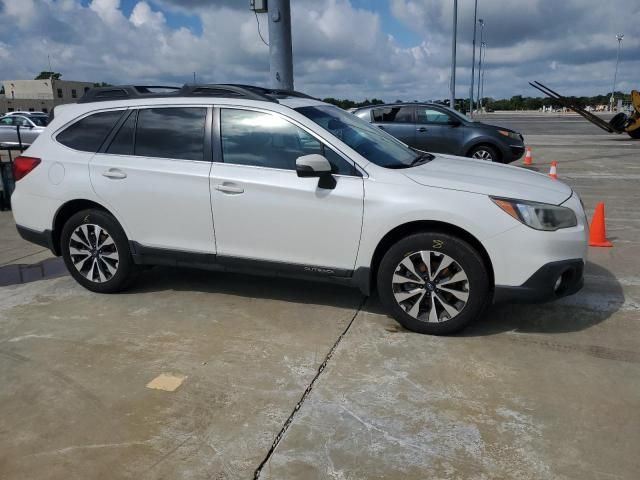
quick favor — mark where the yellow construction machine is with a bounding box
[530,81,640,139]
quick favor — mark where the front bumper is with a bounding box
[499,143,525,163]
[494,258,584,303]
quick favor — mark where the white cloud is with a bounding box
[0,0,636,101]
[130,1,166,29]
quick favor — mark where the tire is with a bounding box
[60,209,136,293]
[468,144,499,162]
[377,232,490,335]
[609,112,628,131]
[627,128,640,139]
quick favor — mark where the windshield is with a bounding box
[442,105,473,122]
[29,116,48,126]
[296,105,426,168]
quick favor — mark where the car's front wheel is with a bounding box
[61,209,136,293]
[469,144,499,162]
[377,232,490,335]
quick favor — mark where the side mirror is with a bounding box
[296,154,336,189]
[296,154,332,177]
[448,119,462,127]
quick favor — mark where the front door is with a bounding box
[210,108,364,272]
[90,107,215,254]
[414,106,463,154]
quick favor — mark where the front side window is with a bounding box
[57,110,124,152]
[15,116,32,127]
[134,107,206,161]
[416,107,452,125]
[372,106,414,124]
[220,109,355,175]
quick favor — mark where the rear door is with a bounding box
[89,106,216,254]
[370,105,416,146]
[414,106,463,153]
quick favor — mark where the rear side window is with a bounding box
[372,106,414,123]
[134,108,206,161]
[57,110,124,152]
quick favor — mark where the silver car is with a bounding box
[0,115,47,147]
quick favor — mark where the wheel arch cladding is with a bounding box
[369,220,494,293]
[52,199,114,256]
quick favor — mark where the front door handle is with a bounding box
[417,127,427,132]
[215,183,244,194]
[102,168,127,179]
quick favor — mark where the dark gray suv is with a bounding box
[353,103,525,163]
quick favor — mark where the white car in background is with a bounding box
[11,84,588,334]
[0,114,48,146]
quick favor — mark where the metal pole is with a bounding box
[476,20,484,113]
[480,43,487,110]
[610,33,623,110]
[449,0,458,110]
[469,0,478,115]
[267,0,294,90]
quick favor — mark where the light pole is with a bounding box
[449,0,458,109]
[469,0,478,115]
[267,0,294,90]
[476,20,485,113]
[610,33,624,111]
[480,42,487,111]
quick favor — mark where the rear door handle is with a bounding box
[102,168,127,179]
[215,183,244,194]
[417,127,427,132]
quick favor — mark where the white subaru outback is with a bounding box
[11,84,588,335]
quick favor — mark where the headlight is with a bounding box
[491,197,577,231]
[498,130,521,140]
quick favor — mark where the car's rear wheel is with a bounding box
[377,232,490,335]
[61,209,136,293]
[469,144,499,162]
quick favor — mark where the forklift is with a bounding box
[530,81,640,139]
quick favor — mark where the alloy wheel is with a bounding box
[391,250,469,323]
[472,149,493,161]
[68,223,119,283]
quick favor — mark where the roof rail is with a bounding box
[77,85,180,103]
[78,83,317,104]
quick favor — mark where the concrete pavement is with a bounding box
[1,114,639,479]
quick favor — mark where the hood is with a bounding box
[403,154,572,205]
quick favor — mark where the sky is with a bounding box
[0,0,636,102]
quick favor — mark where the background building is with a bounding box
[0,79,94,114]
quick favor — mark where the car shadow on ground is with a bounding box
[125,260,623,337]
[126,266,367,311]
[461,261,624,336]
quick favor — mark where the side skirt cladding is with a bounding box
[129,242,370,294]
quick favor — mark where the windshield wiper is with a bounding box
[409,152,434,167]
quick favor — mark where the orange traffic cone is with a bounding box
[589,202,613,247]
[548,161,558,179]
[524,147,533,165]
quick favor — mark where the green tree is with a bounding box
[35,71,62,80]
